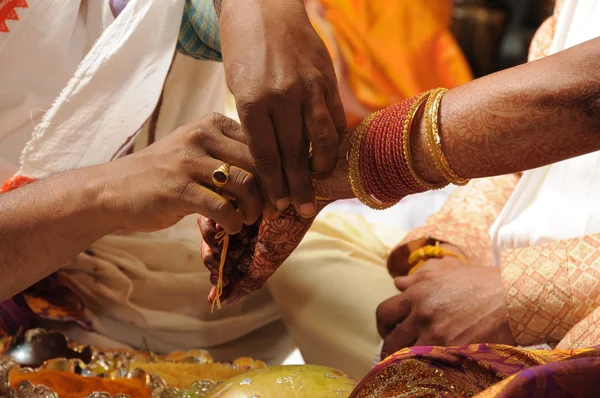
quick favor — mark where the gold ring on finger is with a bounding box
[212,163,231,189]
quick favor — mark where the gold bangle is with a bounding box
[424,88,470,186]
[347,112,397,210]
[402,90,448,191]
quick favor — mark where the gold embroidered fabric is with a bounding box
[502,234,600,347]
[558,305,600,350]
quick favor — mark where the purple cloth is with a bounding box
[0,297,34,335]
[109,0,130,18]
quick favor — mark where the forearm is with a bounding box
[0,166,118,301]
[413,36,600,183]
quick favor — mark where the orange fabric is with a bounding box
[307,0,472,126]
[0,175,35,193]
[0,0,28,33]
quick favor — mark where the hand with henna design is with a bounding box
[199,131,354,305]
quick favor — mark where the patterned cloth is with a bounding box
[177,0,222,61]
[350,344,600,397]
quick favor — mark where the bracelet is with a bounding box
[424,88,470,186]
[361,99,424,203]
[347,112,397,210]
[407,241,468,275]
[402,90,448,191]
[347,94,443,209]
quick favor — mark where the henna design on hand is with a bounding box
[200,131,353,304]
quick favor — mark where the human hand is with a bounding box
[101,113,265,233]
[199,127,354,304]
[376,263,515,359]
[219,0,347,217]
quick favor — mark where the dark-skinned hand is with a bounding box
[104,113,265,233]
[218,0,347,218]
[376,259,515,359]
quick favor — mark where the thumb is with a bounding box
[387,245,413,278]
[394,275,419,291]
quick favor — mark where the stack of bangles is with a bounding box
[347,87,470,210]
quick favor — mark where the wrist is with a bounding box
[80,163,127,233]
[438,243,467,260]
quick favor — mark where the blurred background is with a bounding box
[452,0,555,77]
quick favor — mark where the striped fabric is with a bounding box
[177,0,222,61]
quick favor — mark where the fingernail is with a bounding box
[269,212,280,221]
[207,286,217,304]
[299,202,316,217]
[276,198,289,210]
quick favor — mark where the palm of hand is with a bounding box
[199,132,354,304]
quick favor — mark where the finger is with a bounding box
[394,274,422,291]
[381,315,419,358]
[179,184,243,234]
[223,168,263,225]
[193,116,255,173]
[237,102,289,211]
[193,158,264,225]
[209,112,248,144]
[197,115,276,222]
[324,79,347,136]
[376,294,411,339]
[303,92,339,177]
[262,203,280,221]
[207,286,218,304]
[272,104,315,218]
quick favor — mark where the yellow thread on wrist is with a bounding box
[407,241,467,275]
